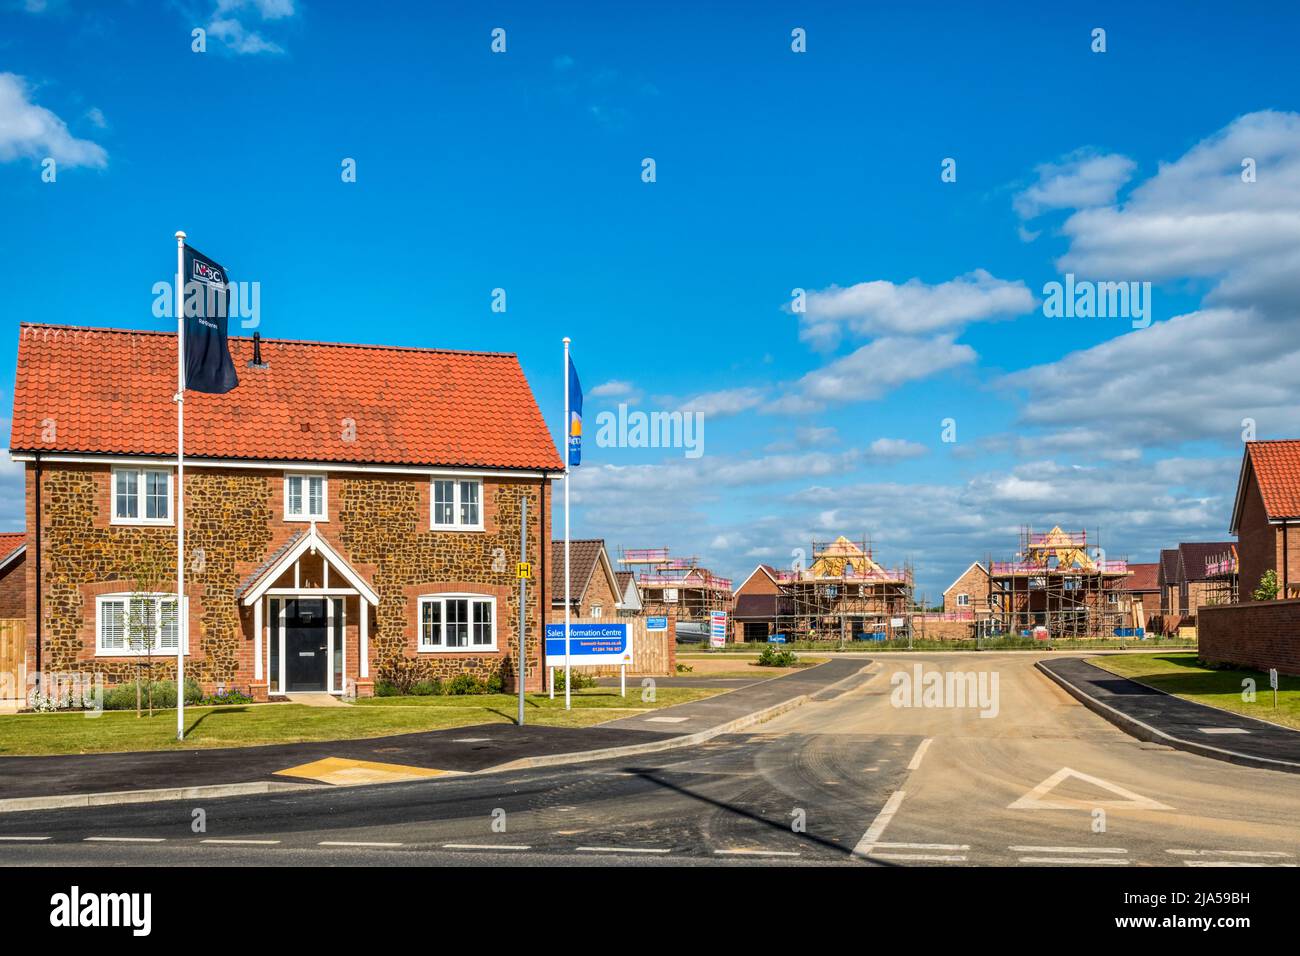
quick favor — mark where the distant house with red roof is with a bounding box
[9,323,562,698]
[1120,561,1159,631]
[1230,440,1300,601]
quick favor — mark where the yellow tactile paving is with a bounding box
[274,756,456,786]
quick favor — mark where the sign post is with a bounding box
[1271,667,1279,710]
[545,622,632,696]
[517,500,527,726]
[709,610,728,649]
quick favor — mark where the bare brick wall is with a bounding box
[943,564,988,615]
[0,556,25,619]
[579,560,620,619]
[1199,598,1300,675]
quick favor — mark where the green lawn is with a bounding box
[0,687,721,757]
[1087,652,1300,731]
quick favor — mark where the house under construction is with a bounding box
[772,536,914,641]
[1203,544,1240,606]
[986,526,1131,638]
[618,548,733,623]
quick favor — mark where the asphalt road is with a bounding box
[2,653,1298,866]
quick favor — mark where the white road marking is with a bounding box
[0,836,50,842]
[318,840,402,847]
[442,843,531,851]
[867,852,967,862]
[1169,849,1294,858]
[451,738,493,743]
[1008,767,1172,811]
[1183,861,1297,868]
[714,848,800,857]
[1010,845,1127,854]
[907,738,934,771]
[1197,727,1250,735]
[874,841,969,850]
[201,839,281,845]
[644,716,690,723]
[852,789,906,858]
[575,846,671,854]
[84,837,165,843]
[1019,856,1129,865]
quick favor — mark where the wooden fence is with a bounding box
[0,619,25,701]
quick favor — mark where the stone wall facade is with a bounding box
[24,461,551,694]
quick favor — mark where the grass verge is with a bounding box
[0,687,722,757]
[1086,652,1300,731]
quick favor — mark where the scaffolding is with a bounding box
[1203,545,1240,606]
[770,536,914,642]
[617,547,733,622]
[986,526,1131,639]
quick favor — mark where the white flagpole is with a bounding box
[175,231,187,741]
[563,337,571,711]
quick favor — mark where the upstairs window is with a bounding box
[285,474,327,520]
[112,468,173,525]
[431,478,483,530]
[956,593,970,607]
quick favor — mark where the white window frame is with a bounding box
[956,593,970,607]
[417,593,497,652]
[284,473,328,521]
[591,605,603,618]
[111,467,174,526]
[95,593,188,656]
[430,478,484,531]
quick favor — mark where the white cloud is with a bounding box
[682,386,766,417]
[205,0,295,55]
[0,73,107,169]
[1003,111,1300,446]
[796,269,1034,350]
[1013,150,1136,220]
[590,380,637,398]
[796,334,975,405]
[84,107,106,129]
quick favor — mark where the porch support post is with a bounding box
[254,597,263,681]
[360,598,369,679]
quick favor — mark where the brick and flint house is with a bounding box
[9,324,563,699]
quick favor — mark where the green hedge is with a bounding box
[101,679,204,711]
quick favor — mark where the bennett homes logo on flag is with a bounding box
[182,245,239,395]
[567,354,583,466]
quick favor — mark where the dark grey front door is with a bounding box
[285,599,327,692]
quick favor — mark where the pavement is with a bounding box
[0,658,867,806]
[1039,656,1300,772]
[3,652,1299,866]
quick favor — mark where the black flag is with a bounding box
[182,245,240,394]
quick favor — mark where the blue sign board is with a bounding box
[859,631,887,642]
[545,623,632,667]
[645,616,668,632]
[768,633,787,644]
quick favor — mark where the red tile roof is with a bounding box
[0,532,25,566]
[9,324,563,471]
[1126,562,1159,593]
[1245,440,1300,519]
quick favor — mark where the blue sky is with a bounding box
[3,1,1300,597]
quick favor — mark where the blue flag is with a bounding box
[567,354,583,466]
[182,245,239,395]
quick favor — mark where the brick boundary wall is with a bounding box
[1198,598,1300,676]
